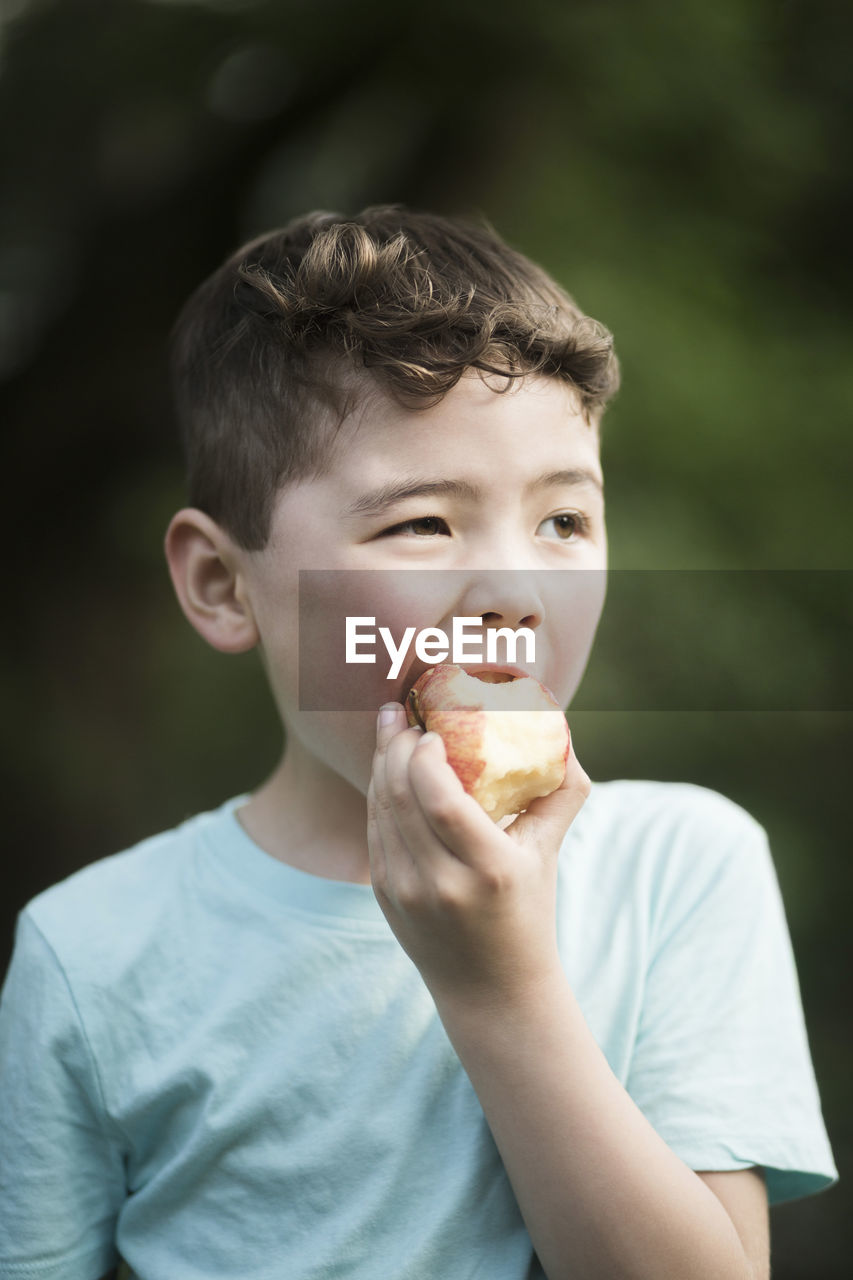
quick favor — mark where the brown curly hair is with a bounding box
[171,206,620,549]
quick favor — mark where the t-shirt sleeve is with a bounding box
[624,794,838,1206]
[0,909,125,1278]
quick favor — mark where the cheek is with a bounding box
[248,581,299,711]
[254,582,378,794]
[544,570,607,707]
[297,570,455,712]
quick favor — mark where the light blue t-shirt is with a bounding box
[0,781,838,1279]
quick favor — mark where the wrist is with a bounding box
[428,951,569,1038]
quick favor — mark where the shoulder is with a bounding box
[583,777,765,839]
[578,778,767,857]
[21,803,229,976]
[567,779,774,918]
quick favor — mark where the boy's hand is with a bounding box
[366,702,590,1009]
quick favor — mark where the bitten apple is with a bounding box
[406,664,570,822]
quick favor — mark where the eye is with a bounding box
[382,515,451,538]
[538,512,589,541]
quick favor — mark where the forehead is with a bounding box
[328,372,601,483]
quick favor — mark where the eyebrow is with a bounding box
[347,468,603,517]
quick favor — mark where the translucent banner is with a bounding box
[297,569,852,712]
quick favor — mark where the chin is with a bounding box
[288,708,379,799]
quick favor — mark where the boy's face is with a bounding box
[237,373,607,795]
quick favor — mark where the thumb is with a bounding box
[507,735,591,852]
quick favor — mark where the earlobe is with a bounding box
[164,508,259,654]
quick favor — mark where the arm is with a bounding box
[432,965,768,1280]
[367,707,769,1280]
[697,1170,769,1280]
[0,912,124,1279]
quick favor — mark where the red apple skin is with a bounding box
[411,701,488,794]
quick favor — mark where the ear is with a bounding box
[164,508,259,654]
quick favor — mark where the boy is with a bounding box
[0,207,837,1279]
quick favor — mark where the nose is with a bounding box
[457,570,545,633]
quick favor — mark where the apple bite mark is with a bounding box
[405,664,570,823]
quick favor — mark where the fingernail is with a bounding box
[378,705,397,728]
[418,731,440,747]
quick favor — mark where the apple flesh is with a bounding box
[406,664,570,822]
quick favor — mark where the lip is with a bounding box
[402,661,534,704]
[459,662,533,682]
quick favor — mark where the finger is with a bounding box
[366,775,391,900]
[379,728,463,879]
[369,703,407,892]
[371,702,409,827]
[406,732,504,872]
[372,708,428,886]
[374,701,407,757]
[384,722,475,869]
[369,737,428,904]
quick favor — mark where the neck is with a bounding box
[235,735,372,884]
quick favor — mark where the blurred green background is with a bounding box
[1,0,849,1273]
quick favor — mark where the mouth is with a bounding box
[458,663,530,684]
[404,662,543,731]
[402,662,532,715]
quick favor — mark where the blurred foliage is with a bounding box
[0,0,850,1274]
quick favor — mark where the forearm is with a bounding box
[434,970,755,1280]
[367,718,757,1278]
